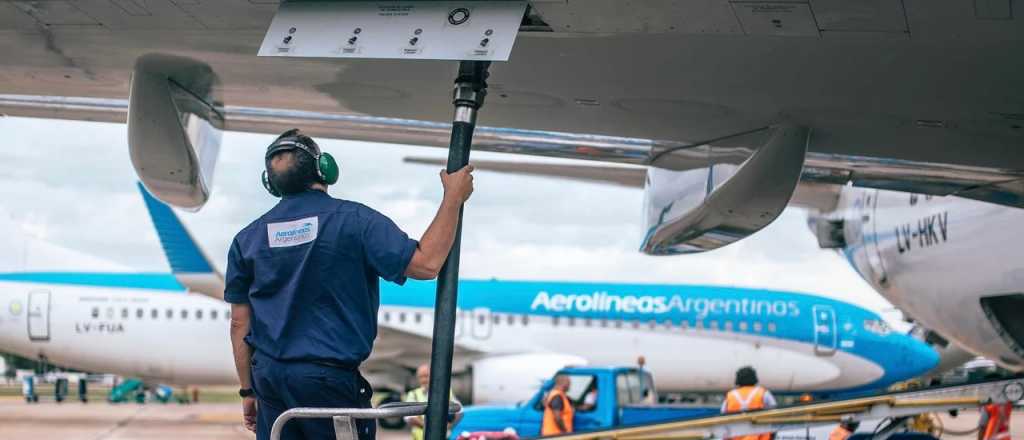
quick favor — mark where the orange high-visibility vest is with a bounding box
[542,388,574,436]
[982,402,1012,440]
[828,426,852,440]
[724,386,771,440]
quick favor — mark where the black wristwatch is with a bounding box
[239,388,255,398]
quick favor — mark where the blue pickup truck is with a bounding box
[452,367,718,439]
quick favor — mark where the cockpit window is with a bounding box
[863,319,892,335]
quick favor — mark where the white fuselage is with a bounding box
[836,188,1024,370]
[0,279,922,402]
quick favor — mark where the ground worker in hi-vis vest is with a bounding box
[404,364,462,440]
[721,366,777,440]
[542,374,575,436]
[978,401,1013,440]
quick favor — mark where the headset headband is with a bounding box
[266,132,321,161]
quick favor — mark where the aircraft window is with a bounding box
[121,308,129,319]
[477,314,486,325]
[181,309,188,320]
[384,312,391,322]
[136,308,144,319]
[491,314,500,325]
[415,313,422,324]
[226,309,231,319]
[196,309,203,320]
[695,320,704,329]
[568,317,576,327]
[552,316,560,326]
[151,309,158,319]
[166,309,173,319]
[614,320,623,329]
[211,310,218,320]
[584,318,592,327]
[680,320,689,329]
[663,319,673,329]
[753,322,763,332]
[710,321,719,330]
[506,314,515,326]
[631,320,640,329]
[739,321,748,331]
[521,315,529,326]
[724,321,733,331]
[600,319,608,328]
[768,322,777,333]
[399,312,406,323]
[648,320,656,330]
[91,307,99,319]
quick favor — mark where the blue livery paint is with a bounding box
[137,182,215,274]
[0,272,183,291]
[0,271,938,392]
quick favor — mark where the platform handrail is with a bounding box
[270,401,462,440]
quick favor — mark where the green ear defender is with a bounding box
[317,152,340,185]
[263,128,340,197]
[261,170,281,197]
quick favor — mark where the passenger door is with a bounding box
[27,290,51,341]
[812,305,837,356]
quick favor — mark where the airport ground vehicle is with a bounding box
[452,366,718,439]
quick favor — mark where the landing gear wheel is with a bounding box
[378,391,407,430]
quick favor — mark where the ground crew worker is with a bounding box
[828,417,860,440]
[405,364,463,440]
[226,129,475,440]
[721,366,777,440]
[542,375,575,436]
[978,401,1013,440]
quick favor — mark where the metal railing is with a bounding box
[270,401,462,440]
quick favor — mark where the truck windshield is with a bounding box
[616,370,657,405]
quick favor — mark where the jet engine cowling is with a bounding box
[469,353,586,404]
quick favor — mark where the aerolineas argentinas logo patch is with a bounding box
[267,216,319,248]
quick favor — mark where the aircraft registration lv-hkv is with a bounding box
[0,184,938,404]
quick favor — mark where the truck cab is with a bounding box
[453,367,717,439]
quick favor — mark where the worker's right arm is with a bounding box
[224,238,257,433]
[405,165,475,280]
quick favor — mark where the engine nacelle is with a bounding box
[470,353,586,404]
[128,53,224,211]
[641,125,808,254]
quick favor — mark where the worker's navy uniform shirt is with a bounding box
[224,190,417,366]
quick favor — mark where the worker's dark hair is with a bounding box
[735,366,758,387]
[266,149,318,196]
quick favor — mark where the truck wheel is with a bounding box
[378,391,407,430]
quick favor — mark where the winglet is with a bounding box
[137,182,225,299]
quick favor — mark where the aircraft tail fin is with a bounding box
[137,182,224,299]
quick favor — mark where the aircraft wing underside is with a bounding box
[366,325,484,374]
[4,94,1021,211]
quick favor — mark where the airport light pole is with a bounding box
[424,60,490,440]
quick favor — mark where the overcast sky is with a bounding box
[0,116,895,313]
